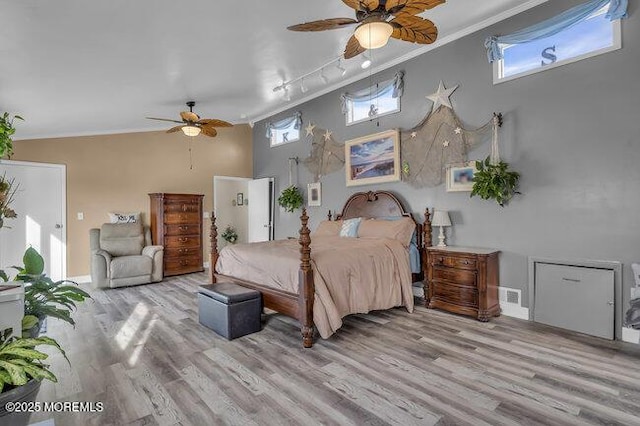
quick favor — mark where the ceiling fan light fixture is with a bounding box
[354,22,393,50]
[181,125,201,137]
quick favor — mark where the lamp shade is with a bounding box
[432,210,452,227]
[354,22,393,49]
[181,125,201,137]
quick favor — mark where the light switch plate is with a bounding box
[203,211,210,219]
[77,212,84,220]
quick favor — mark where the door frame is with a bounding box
[0,159,67,279]
[212,176,252,219]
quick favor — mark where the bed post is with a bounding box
[299,208,315,348]
[210,214,218,284]
[422,208,432,306]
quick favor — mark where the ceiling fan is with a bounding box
[288,0,444,59]
[146,101,233,137]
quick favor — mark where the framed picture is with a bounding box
[236,192,244,206]
[345,129,400,187]
[446,161,477,192]
[307,182,321,207]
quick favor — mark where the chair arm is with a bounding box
[93,249,112,264]
[142,245,164,259]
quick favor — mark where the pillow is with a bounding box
[108,212,141,224]
[339,218,362,238]
[358,217,415,247]
[313,220,343,236]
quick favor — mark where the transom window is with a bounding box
[345,83,400,126]
[494,5,621,84]
[269,117,300,147]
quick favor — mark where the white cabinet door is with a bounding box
[0,161,66,281]
[534,263,614,339]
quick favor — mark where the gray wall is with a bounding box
[253,0,640,319]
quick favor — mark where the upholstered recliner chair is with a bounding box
[90,223,163,288]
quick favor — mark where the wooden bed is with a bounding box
[209,190,432,348]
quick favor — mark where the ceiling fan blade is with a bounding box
[166,125,184,133]
[390,15,438,44]
[197,118,233,127]
[386,0,445,16]
[342,0,379,12]
[288,18,358,32]
[343,35,366,59]
[200,126,218,138]
[180,111,200,122]
[146,117,184,123]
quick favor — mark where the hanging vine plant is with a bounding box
[471,157,521,207]
[0,112,23,158]
[278,185,304,213]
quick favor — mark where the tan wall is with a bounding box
[12,126,253,277]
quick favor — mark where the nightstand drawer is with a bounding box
[432,266,476,286]
[432,255,477,270]
[432,281,478,308]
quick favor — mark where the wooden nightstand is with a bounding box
[426,247,500,321]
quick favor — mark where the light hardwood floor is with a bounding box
[31,273,640,426]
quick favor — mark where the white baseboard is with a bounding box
[67,275,91,284]
[500,302,530,320]
[622,327,640,344]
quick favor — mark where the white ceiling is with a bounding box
[2,0,547,140]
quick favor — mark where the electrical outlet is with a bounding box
[77,212,84,221]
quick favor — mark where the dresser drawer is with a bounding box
[164,201,200,213]
[164,223,199,236]
[164,212,200,225]
[165,235,201,248]
[431,255,477,270]
[164,256,203,275]
[432,266,476,286]
[432,281,478,308]
[165,247,201,258]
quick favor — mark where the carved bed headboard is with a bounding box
[335,191,411,220]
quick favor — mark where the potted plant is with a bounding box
[0,328,68,425]
[221,225,238,244]
[16,248,91,336]
[0,112,23,159]
[0,174,19,230]
[1,248,91,337]
[277,185,304,213]
[470,156,521,207]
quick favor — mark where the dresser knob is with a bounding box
[179,226,188,231]
[438,258,444,263]
[179,237,188,243]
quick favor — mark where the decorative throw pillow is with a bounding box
[108,212,141,224]
[339,218,362,238]
[312,220,343,236]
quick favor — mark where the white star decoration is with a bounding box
[443,140,450,147]
[305,123,316,137]
[323,129,332,141]
[411,131,417,138]
[454,127,462,134]
[426,81,459,112]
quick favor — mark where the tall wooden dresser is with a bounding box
[427,247,501,321]
[149,193,204,277]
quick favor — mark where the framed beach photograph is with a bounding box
[307,182,322,207]
[446,161,477,192]
[345,129,400,187]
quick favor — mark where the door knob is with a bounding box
[55,224,63,229]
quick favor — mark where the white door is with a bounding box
[0,161,66,281]
[248,178,274,242]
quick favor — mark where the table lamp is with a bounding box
[432,210,452,247]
